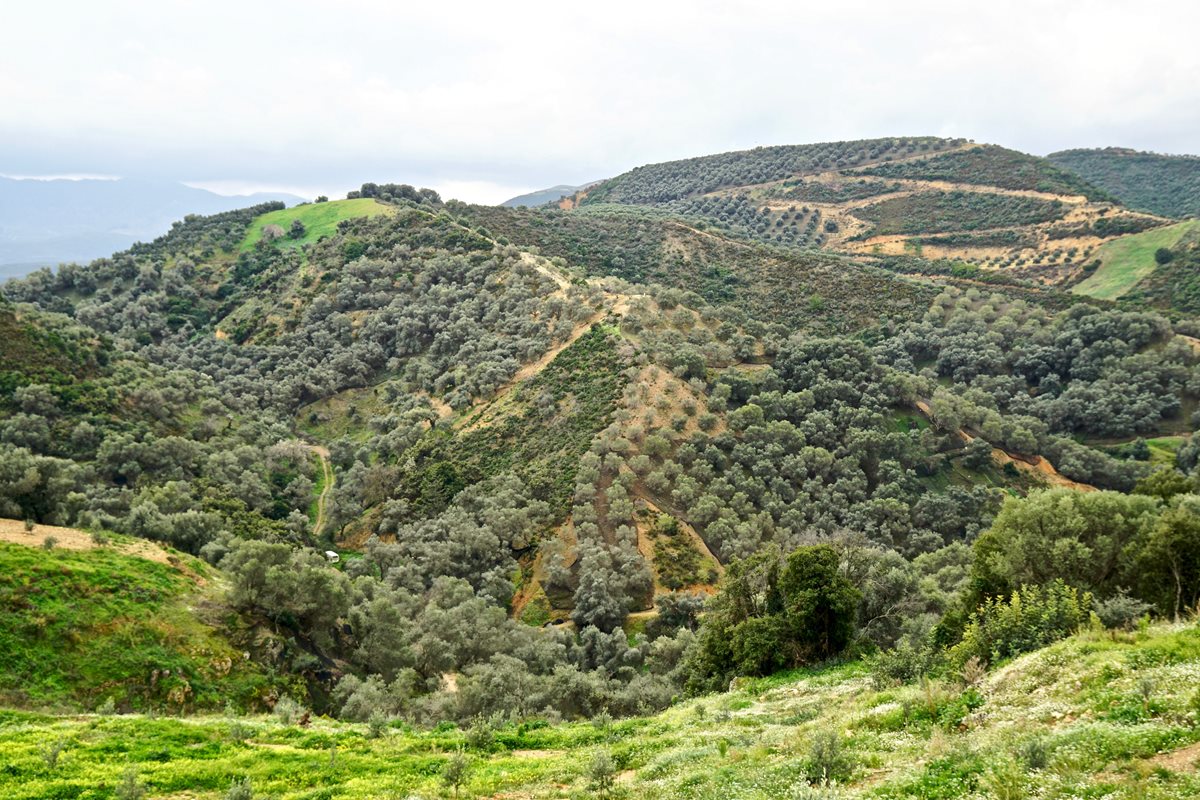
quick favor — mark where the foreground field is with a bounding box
[2,623,1198,799]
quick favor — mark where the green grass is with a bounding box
[3,622,1199,798]
[0,542,277,713]
[239,199,394,252]
[1073,219,1200,300]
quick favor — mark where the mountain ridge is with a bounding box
[0,176,303,273]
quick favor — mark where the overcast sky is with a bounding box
[3,0,1198,204]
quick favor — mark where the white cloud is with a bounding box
[2,0,1198,197]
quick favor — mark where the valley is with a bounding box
[2,136,1200,798]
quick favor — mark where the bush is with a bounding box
[41,536,57,551]
[868,638,942,687]
[441,749,471,798]
[805,730,854,784]
[272,696,304,725]
[225,777,253,800]
[115,767,146,800]
[465,716,496,751]
[951,581,1090,667]
[587,749,616,796]
[41,739,66,770]
[1094,591,1152,631]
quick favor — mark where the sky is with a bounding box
[3,0,1199,205]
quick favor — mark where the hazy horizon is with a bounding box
[3,1,1199,205]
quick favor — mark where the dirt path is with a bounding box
[913,400,1095,492]
[302,444,334,537]
[458,293,632,434]
[518,251,571,291]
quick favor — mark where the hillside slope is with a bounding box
[1050,147,1200,219]
[577,138,1168,289]
[2,622,1198,798]
[0,532,285,712]
[0,176,301,272]
[2,164,1199,730]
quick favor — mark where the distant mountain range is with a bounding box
[0,177,303,276]
[499,183,595,208]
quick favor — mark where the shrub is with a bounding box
[805,730,854,784]
[981,757,1026,800]
[41,738,66,770]
[868,638,942,687]
[951,581,1090,667]
[272,696,304,725]
[1094,591,1153,631]
[441,749,471,798]
[1017,737,1049,771]
[225,777,253,800]
[465,716,496,751]
[41,536,57,550]
[366,712,389,739]
[228,722,253,742]
[587,750,616,797]
[115,767,146,800]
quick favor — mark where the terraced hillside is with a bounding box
[576,138,1172,289]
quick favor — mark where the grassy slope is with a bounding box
[1074,220,1200,300]
[0,540,276,713]
[2,623,1198,798]
[239,198,393,251]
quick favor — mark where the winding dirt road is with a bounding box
[302,444,334,537]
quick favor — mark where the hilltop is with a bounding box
[574,137,1173,292]
[0,176,302,274]
[1049,147,1200,219]
[500,183,597,208]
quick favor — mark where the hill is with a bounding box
[0,176,303,274]
[2,621,1198,798]
[1049,147,1200,219]
[500,183,596,208]
[0,530,284,712]
[0,145,1199,799]
[577,138,1168,290]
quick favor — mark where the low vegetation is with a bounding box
[2,622,1198,798]
[1050,147,1200,218]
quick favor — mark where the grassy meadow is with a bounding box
[1073,219,1200,300]
[240,199,394,252]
